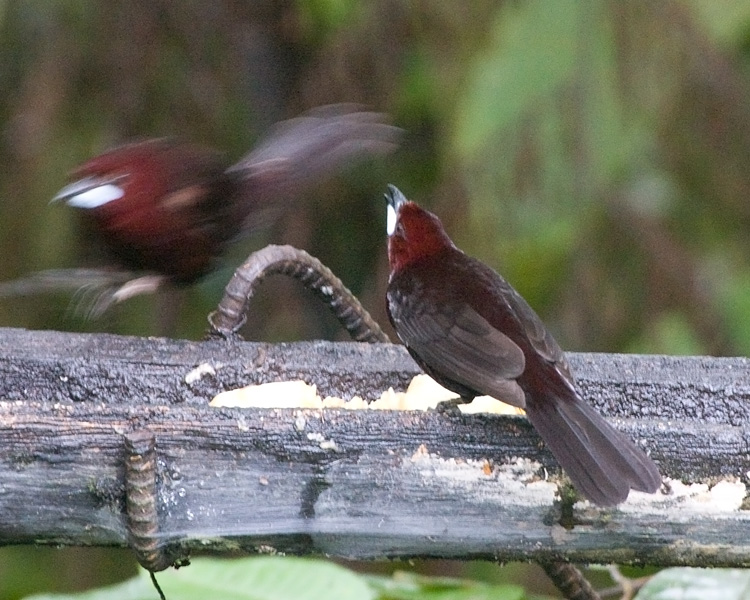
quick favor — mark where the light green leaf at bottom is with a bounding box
[23,557,376,600]
[636,567,750,600]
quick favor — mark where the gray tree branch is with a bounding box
[1,327,749,567]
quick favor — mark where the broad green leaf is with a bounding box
[454,0,580,159]
[451,0,654,294]
[22,576,151,600]
[689,0,750,46]
[635,567,750,600]
[23,557,375,600]
[367,571,529,600]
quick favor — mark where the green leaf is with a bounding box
[367,571,528,600]
[688,0,750,47]
[454,0,580,159]
[635,567,750,600]
[22,576,151,600]
[23,557,376,600]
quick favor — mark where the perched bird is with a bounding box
[384,185,661,506]
[44,106,400,311]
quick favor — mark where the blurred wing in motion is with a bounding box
[3,105,402,317]
[229,105,402,230]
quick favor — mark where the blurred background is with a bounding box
[1,0,750,598]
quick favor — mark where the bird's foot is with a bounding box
[434,396,472,416]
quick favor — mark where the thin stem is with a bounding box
[538,559,601,600]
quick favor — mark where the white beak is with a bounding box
[52,176,125,209]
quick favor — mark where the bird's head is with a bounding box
[384,184,454,274]
[53,139,224,218]
[55,140,165,213]
[52,139,230,282]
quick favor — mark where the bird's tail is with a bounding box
[525,391,661,506]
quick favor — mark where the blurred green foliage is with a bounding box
[1,0,750,598]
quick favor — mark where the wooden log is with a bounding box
[1,327,749,567]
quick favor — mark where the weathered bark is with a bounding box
[1,327,749,567]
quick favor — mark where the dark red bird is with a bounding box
[50,106,399,305]
[384,185,661,506]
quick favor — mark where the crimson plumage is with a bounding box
[54,106,400,286]
[384,184,661,505]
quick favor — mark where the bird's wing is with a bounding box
[229,105,401,230]
[389,293,527,407]
[502,283,576,388]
